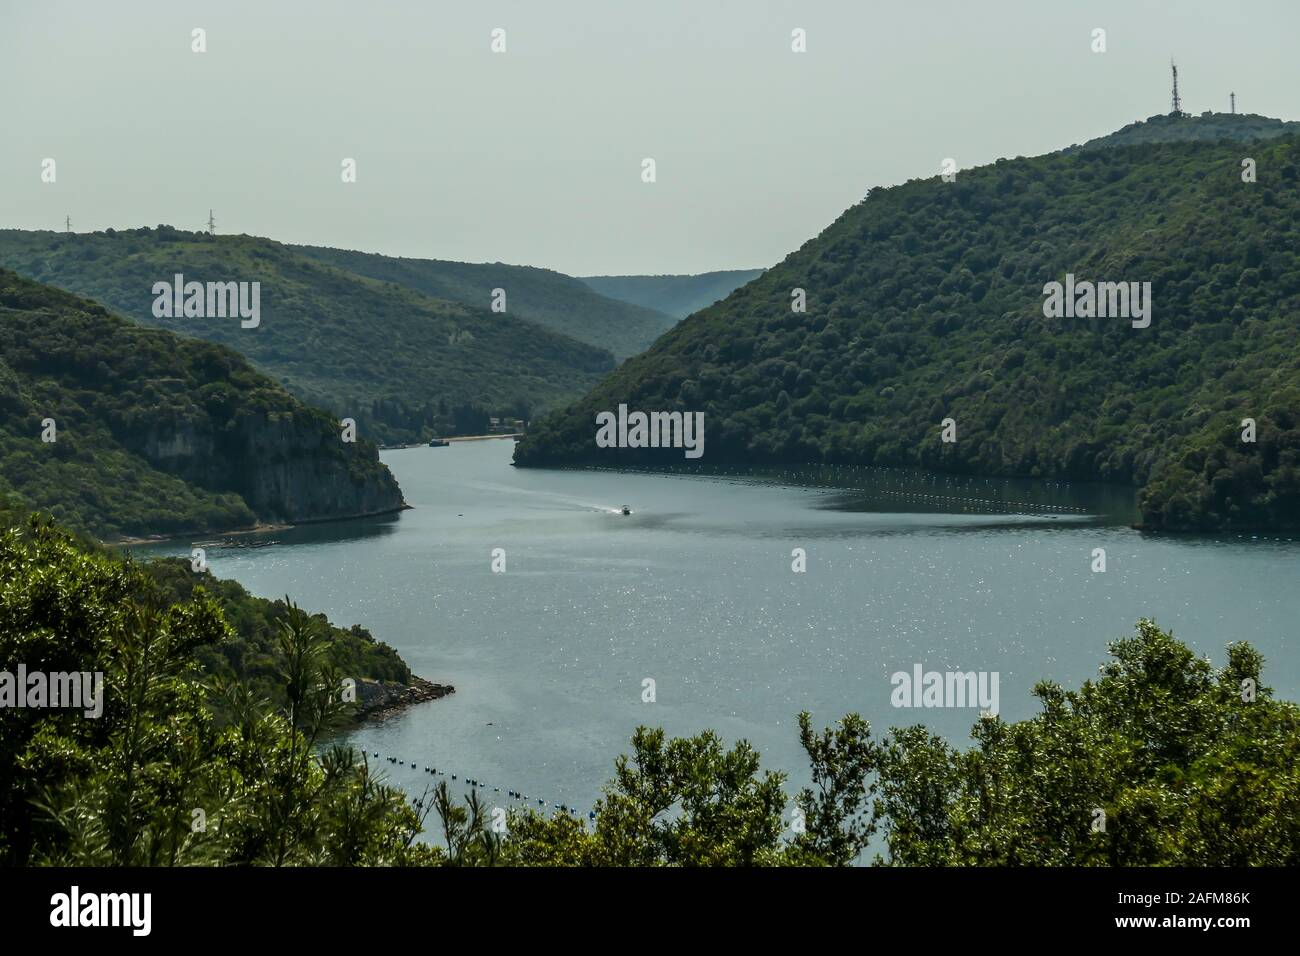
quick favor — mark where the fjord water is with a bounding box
[137,440,1298,819]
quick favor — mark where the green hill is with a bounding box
[0,229,617,444]
[0,269,403,540]
[516,120,1300,532]
[1063,111,1300,154]
[580,269,764,319]
[294,244,677,360]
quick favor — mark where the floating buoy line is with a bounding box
[576,464,1300,538]
[581,464,1096,515]
[364,749,597,821]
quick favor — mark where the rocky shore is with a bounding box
[354,676,455,723]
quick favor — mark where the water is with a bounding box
[134,439,1300,821]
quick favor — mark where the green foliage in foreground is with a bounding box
[0,518,435,865]
[139,557,410,713]
[518,117,1300,532]
[498,621,1300,865]
[4,515,1296,866]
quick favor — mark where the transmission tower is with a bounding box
[1170,59,1183,116]
[65,215,71,233]
[207,209,216,235]
[1230,92,1236,114]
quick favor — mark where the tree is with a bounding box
[2,518,435,866]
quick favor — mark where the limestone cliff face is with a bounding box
[136,409,404,524]
[0,268,406,539]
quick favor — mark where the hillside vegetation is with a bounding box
[294,245,677,360]
[139,555,410,711]
[580,269,763,319]
[518,119,1300,532]
[0,270,402,540]
[1063,110,1300,154]
[6,517,1297,866]
[0,516,432,865]
[0,229,616,444]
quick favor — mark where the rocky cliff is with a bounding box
[136,409,404,524]
[0,269,405,539]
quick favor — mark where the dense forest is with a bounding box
[0,514,426,865]
[579,269,764,319]
[3,510,1296,865]
[0,229,617,445]
[140,556,411,712]
[294,244,677,360]
[517,116,1300,532]
[1062,110,1300,153]
[0,270,402,540]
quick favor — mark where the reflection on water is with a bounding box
[584,460,1140,525]
[128,441,1300,835]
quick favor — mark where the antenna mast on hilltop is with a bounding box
[1170,59,1183,116]
[1231,91,1236,114]
[64,215,71,233]
[207,209,216,235]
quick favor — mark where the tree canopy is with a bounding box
[517,120,1300,532]
[5,512,1296,866]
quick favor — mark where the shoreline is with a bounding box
[111,522,292,547]
[382,433,521,449]
[353,676,455,724]
[108,502,412,548]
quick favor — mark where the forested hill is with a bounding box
[579,269,764,319]
[1063,111,1300,153]
[0,270,403,540]
[516,122,1300,532]
[293,244,678,360]
[0,229,617,445]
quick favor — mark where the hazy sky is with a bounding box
[3,0,1298,275]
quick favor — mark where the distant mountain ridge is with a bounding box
[0,228,618,445]
[0,269,403,540]
[579,270,764,319]
[517,117,1300,533]
[293,244,677,360]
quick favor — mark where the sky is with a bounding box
[2,0,1298,276]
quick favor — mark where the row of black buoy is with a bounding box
[369,751,597,820]
[856,489,1089,513]
[584,464,1090,510]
